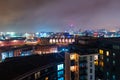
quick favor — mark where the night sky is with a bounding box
[0,0,120,32]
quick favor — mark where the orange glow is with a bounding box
[100,61,104,67]
[94,60,98,66]
[52,39,55,43]
[72,39,75,42]
[70,66,78,72]
[99,49,103,55]
[69,39,71,43]
[62,39,64,43]
[70,53,78,60]
[49,39,53,43]
[12,40,18,42]
[56,39,58,43]
[0,41,2,43]
[59,39,61,43]
[65,39,68,43]
[45,77,48,80]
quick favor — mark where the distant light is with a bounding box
[6,32,15,36]
[69,39,72,43]
[59,39,61,43]
[52,39,55,43]
[5,37,9,39]
[6,32,10,34]
[49,39,53,43]
[12,40,18,42]
[0,41,3,43]
[61,48,69,52]
[36,32,39,35]
[40,33,48,37]
[62,48,65,51]
[110,29,116,32]
[72,39,75,42]
[67,36,71,38]
[65,39,68,43]
[56,39,58,43]
[62,39,64,43]
[10,32,15,36]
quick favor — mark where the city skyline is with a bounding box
[0,0,120,32]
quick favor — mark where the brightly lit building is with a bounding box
[34,45,58,54]
[70,53,97,80]
[68,36,99,80]
[49,38,75,45]
[4,32,24,39]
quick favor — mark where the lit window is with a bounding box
[69,39,71,43]
[35,72,40,80]
[94,60,98,66]
[100,55,104,59]
[113,53,115,56]
[57,64,64,71]
[65,39,68,43]
[45,77,48,80]
[107,72,109,76]
[52,39,55,43]
[107,58,109,62]
[99,49,103,55]
[56,39,58,43]
[100,61,104,67]
[113,60,115,65]
[94,55,98,60]
[70,66,77,72]
[59,39,61,43]
[57,71,64,78]
[70,54,77,60]
[106,51,109,56]
[72,39,75,42]
[113,75,115,79]
[62,39,64,43]
[58,77,64,80]
[49,39,53,43]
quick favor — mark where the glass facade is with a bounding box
[57,64,64,80]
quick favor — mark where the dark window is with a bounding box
[90,69,92,73]
[90,56,92,61]
[90,62,92,67]
[90,75,92,80]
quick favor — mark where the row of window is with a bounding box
[106,72,116,80]
[99,49,116,57]
[106,58,115,65]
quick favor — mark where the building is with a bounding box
[97,38,120,80]
[69,37,98,80]
[0,53,65,80]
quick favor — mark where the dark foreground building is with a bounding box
[0,53,65,80]
[97,38,120,80]
[0,36,120,80]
